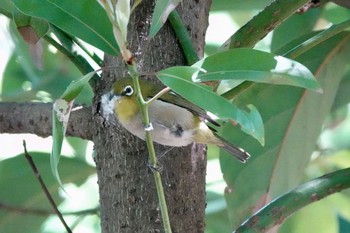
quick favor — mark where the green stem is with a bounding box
[44,36,93,74]
[168,10,199,65]
[70,36,103,66]
[234,167,350,233]
[127,65,172,233]
[284,19,350,59]
[221,0,310,49]
[49,25,99,86]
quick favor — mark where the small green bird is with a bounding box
[102,77,250,163]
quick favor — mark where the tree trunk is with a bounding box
[92,1,211,233]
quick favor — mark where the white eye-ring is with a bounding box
[123,85,134,96]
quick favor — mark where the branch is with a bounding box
[0,102,93,140]
[221,0,310,49]
[234,167,350,233]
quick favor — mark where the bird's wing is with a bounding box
[147,90,219,127]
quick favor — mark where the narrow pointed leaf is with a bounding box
[51,71,94,183]
[221,32,350,229]
[149,0,181,38]
[193,48,321,91]
[61,71,95,101]
[51,99,72,186]
[284,19,350,59]
[12,0,119,55]
[157,67,264,144]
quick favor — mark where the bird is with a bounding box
[101,77,250,163]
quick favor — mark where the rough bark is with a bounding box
[0,102,93,140]
[92,1,211,233]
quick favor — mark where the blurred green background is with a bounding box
[1,1,350,232]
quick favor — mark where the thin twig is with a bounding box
[146,87,171,106]
[22,140,72,233]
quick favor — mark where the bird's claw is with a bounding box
[147,162,163,173]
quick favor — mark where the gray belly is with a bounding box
[118,100,195,147]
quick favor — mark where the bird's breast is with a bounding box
[118,99,197,147]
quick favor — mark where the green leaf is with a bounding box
[339,214,350,233]
[323,2,350,24]
[211,0,274,11]
[51,100,70,186]
[0,153,95,233]
[0,37,93,103]
[149,0,181,38]
[284,19,350,59]
[332,70,350,111]
[60,71,95,101]
[0,0,13,16]
[270,8,321,52]
[13,7,49,44]
[194,48,321,92]
[11,0,119,55]
[157,67,265,144]
[221,32,350,229]
[115,0,131,46]
[51,71,95,184]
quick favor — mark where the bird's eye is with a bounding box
[123,85,134,96]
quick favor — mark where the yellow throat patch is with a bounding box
[115,96,139,122]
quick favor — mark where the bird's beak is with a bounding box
[108,91,118,101]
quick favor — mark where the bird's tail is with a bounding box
[216,135,250,163]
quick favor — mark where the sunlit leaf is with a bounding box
[12,0,119,55]
[221,32,350,229]
[51,100,71,186]
[194,48,321,92]
[157,67,265,144]
[60,71,95,101]
[149,0,182,38]
[115,0,131,45]
[51,71,95,184]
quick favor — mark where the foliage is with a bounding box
[0,153,96,232]
[1,0,350,233]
